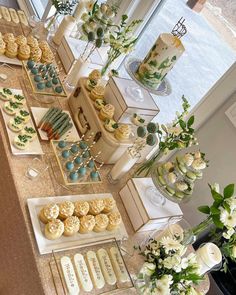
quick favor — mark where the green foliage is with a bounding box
[52,0,78,15]
[224,184,234,199]
[198,205,210,214]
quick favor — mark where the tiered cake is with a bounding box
[136,33,185,89]
[152,151,207,202]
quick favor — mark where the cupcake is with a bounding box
[103,197,116,213]
[86,69,101,91]
[58,201,75,220]
[15,35,27,46]
[74,201,90,217]
[45,219,64,240]
[18,44,30,60]
[107,211,121,231]
[93,214,109,232]
[79,215,95,233]
[99,104,115,121]
[89,199,105,215]
[0,39,6,55]
[30,46,42,62]
[114,124,131,141]
[3,33,15,43]
[27,35,38,48]
[63,216,80,236]
[39,203,59,224]
[5,42,18,58]
[90,85,105,101]
[41,49,54,63]
[94,99,106,110]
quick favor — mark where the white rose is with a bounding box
[140,262,156,276]
[232,245,236,258]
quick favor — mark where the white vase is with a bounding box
[108,148,140,182]
[64,58,90,89]
[53,15,76,45]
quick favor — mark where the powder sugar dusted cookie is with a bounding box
[86,251,105,289]
[97,248,116,285]
[74,253,93,292]
[17,10,28,26]
[9,8,19,24]
[60,256,80,295]
[1,6,11,22]
[109,247,129,283]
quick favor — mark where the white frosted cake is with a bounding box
[136,33,185,88]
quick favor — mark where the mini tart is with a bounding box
[99,104,115,121]
[107,211,121,231]
[103,197,116,213]
[74,201,90,217]
[13,134,29,150]
[0,38,6,55]
[3,101,19,115]
[13,94,26,106]
[16,109,30,124]
[94,99,106,110]
[86,70,101,90]
[104,119,118,133]
[41,49,54,63]
[8,116,24,132]
[15,35,27,46]
[30,46,42,62]
[5,42,18,58]
[89,199,105,215]
[114,124,131,141]
[90,85,105,101]
[131,113,145,126]
[21,126,37,141]
[45,219,64,240]
[0,87,13,101]
[63,216,80,236]
[39,203,59,224]
[18,44,30,60]
[3,33,15,43]
[58,201,75,220]
[79,215,95,233]
[27,35,38,48]
[93,214,109,232]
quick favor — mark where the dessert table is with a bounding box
[0,30,210,295]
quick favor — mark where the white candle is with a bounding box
[195,243,222,275]
[53,15,76,45]
[65,58,90,88]
[156,224,184,242]
[110,149,139,181]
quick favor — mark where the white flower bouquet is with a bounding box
[136,236,204,295]
[193,183,236,272]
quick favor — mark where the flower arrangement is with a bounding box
[192,183,236,272]
[101,15,142,76]
[137,236,203,295]
[135,95,197,177]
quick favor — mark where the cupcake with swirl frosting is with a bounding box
[39,203,59,224]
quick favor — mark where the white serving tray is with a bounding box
[27,193,128,255]
[0,55,22,66]
[31,107,80,141]
[0,88,44,155]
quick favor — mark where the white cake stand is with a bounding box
[125,58,172,96]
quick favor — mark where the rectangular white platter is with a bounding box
[0,55,22,66]
[31,107,80,142]
[27,193,128,255]
[0,88,44,155]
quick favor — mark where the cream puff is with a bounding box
[93,214,109,232]
[103,197,116,213]
[107,211,121,231]
[30,46,42,62]
[79,215,95,234]
[3,33,15,43]
[99,104,115,121]
[58,201,75,220]
[63,216,80,236]
[18,44,30,60]
[15,35,27,46]
[74,201,89,217]
[39,40,50,51]
[45,219,64,240]
[5,42,18,58]
[0,38,6,55]
[114,124,131,141]
[27,35,38,48]
[41,49,54,64]
[39,203,60,224]
[89,199,105,215]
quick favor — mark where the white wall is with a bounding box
[180,91,236,226]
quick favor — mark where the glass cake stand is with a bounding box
[125,58,172,96]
